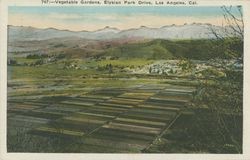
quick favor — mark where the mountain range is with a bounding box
[8,23,226,42]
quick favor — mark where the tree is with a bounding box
[7,59,17,65]
[203,6,244,153]
[209,6,244,59]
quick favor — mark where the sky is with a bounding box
[8,6,242,31]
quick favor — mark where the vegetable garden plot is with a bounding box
[60,100,96,106]
[57,103,92,111]
[8,99,46,106]
[137,104,180,112]
[69,97,106,103]
[113,117,166,128]
[8,119,47,130]
[136,106,174,114]
[158,90,194,96]
[92,127,156,142]
[35,126,85,137]
[78,107,122,117]
[164,87,196,94]
[148,96,189,104]
[62,117,106,125]
[88,88,128,96]
[39,96,72,102]
[98,102,134,110]
[7,113,16,118]
[66,142,132,153]
[119,112,174,123]
[144,99,187,108]
[106,98,143,105]
[60,97,106,106]
[67,112,114,121]
[164,83,196,89]
[117,92,155,100]
[132,88,161,93]
[16,110,65,120]
[74,136,147,153]
[35,107,72,115]
[76,95,111,100]
[102,122,162,135]
[7,104,41,112]
[86,138,150,151]
[43,105,83,113]
[76,111,116,119]
[56,112,113,131]
[128,108,178,117]
[29,127,85,138]
[19,102,49,108]
[48,118,98,133]
[8,115,50,125]
[86,105,126,113]
[138,84,169,90]
[30,118,101,137]
[110,97,144,103]
[153,91,193,101]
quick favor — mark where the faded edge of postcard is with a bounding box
[0,0,250,159]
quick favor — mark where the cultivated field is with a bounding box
[8,71,197,152]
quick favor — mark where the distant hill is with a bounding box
[8,23,226,42]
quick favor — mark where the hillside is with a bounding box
[104,40,173,59]
[103,39,243,60]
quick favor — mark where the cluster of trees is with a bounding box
[97,64,113,73]
[209,6,243,59]
[26,53,66,59]
[194,6,244,153]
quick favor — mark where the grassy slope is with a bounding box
[104,40,173,59]
[103,38,242,60]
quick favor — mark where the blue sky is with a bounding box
[8,6,242,31]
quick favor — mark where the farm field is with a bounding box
[7,67,197,152]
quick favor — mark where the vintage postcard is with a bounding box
[0,0,250,159]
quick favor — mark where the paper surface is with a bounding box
[1,0,250,159]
